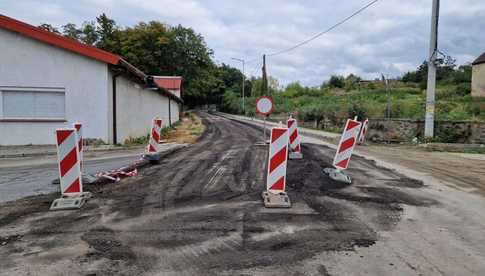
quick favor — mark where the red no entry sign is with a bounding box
[256,96,274,116]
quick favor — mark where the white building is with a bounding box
[472,52,485,98]
[0,14,183,145]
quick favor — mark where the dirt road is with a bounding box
[1,112,484,275]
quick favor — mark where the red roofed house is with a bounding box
[0,14,182,145]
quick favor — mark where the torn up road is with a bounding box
[1,112,485,276]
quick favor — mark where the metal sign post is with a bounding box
[263,115,267,141]
[255,96,274,144]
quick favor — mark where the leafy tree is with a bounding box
[38,23,60,34]
[95,13,119,51]
[283,82,304,98]
[328,75,345,88]
[116,21,170,74]
[162,25,216,106]
[80,21,98,45]
[62,23,82,40]
[344,74,361,91]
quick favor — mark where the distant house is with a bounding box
[472,52,485,97]
[0,14,183,145]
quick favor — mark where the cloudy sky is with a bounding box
[1,0,484,86]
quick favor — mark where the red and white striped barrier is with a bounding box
[324,118,362,184]
[287,118,303,159]
[147,118,162,153]
[55,129,83,194]
[95,168,138,182]
[266,127,289,193]
[73,122,83,170]
[358,118,369,144]
[262,127,292,208]
[333,119,362,170]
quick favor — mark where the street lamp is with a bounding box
[231,57,245,113]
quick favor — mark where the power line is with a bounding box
[231,0,380,76]
[266,0,380,57]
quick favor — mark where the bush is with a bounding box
[453,83,471,96]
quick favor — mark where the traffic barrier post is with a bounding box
[50,128,91,210]
[262,127,291,208]
[323,118,362,184]
[287,117,303,159]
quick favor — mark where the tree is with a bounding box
[38,23,60,34]
[161,25,216,106]
[328,75,345,88]
[62,23,82,40]
[80,21,98,45]
[115,21,170,74]
[344,74,361,91]
[95,13,119,51]
[283,82,304,98]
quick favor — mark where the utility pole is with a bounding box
[262,54,268,96]
[425,0,440,138]
[383,74,391,144]
[231,57,245,113]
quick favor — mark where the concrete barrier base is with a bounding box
[143,152,161,163]
[49,192,92,211]
[289,152,303,160]
[323,168,352,184]
[262,191,291,208]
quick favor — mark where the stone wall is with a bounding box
[266,114,485,143]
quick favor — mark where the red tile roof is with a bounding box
[153,76,183,90]
[0,14,121,65]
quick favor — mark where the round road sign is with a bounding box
[256,96,274,116]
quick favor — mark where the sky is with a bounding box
[1,0,484,87]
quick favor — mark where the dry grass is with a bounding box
[162,112,205,144]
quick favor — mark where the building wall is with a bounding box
[0,28,110,145]
[115,75,180,143]
[472,63,485,98]
[169,98,180,125]
[168,89,181,99]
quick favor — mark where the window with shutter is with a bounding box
[0,87,66,120]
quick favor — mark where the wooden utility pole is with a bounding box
[262,54,268,96]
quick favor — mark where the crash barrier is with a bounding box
[287,117,303,159]
[358,118,369,144]
[262,127,291,208]
[324,118,362,184]
[50,128,91,210]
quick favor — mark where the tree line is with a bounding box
[38,15,473,109]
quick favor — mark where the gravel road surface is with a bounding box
[1,112,484,276]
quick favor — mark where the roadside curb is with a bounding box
[0,145,146,159]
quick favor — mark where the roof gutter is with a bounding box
[118,59,148,82]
